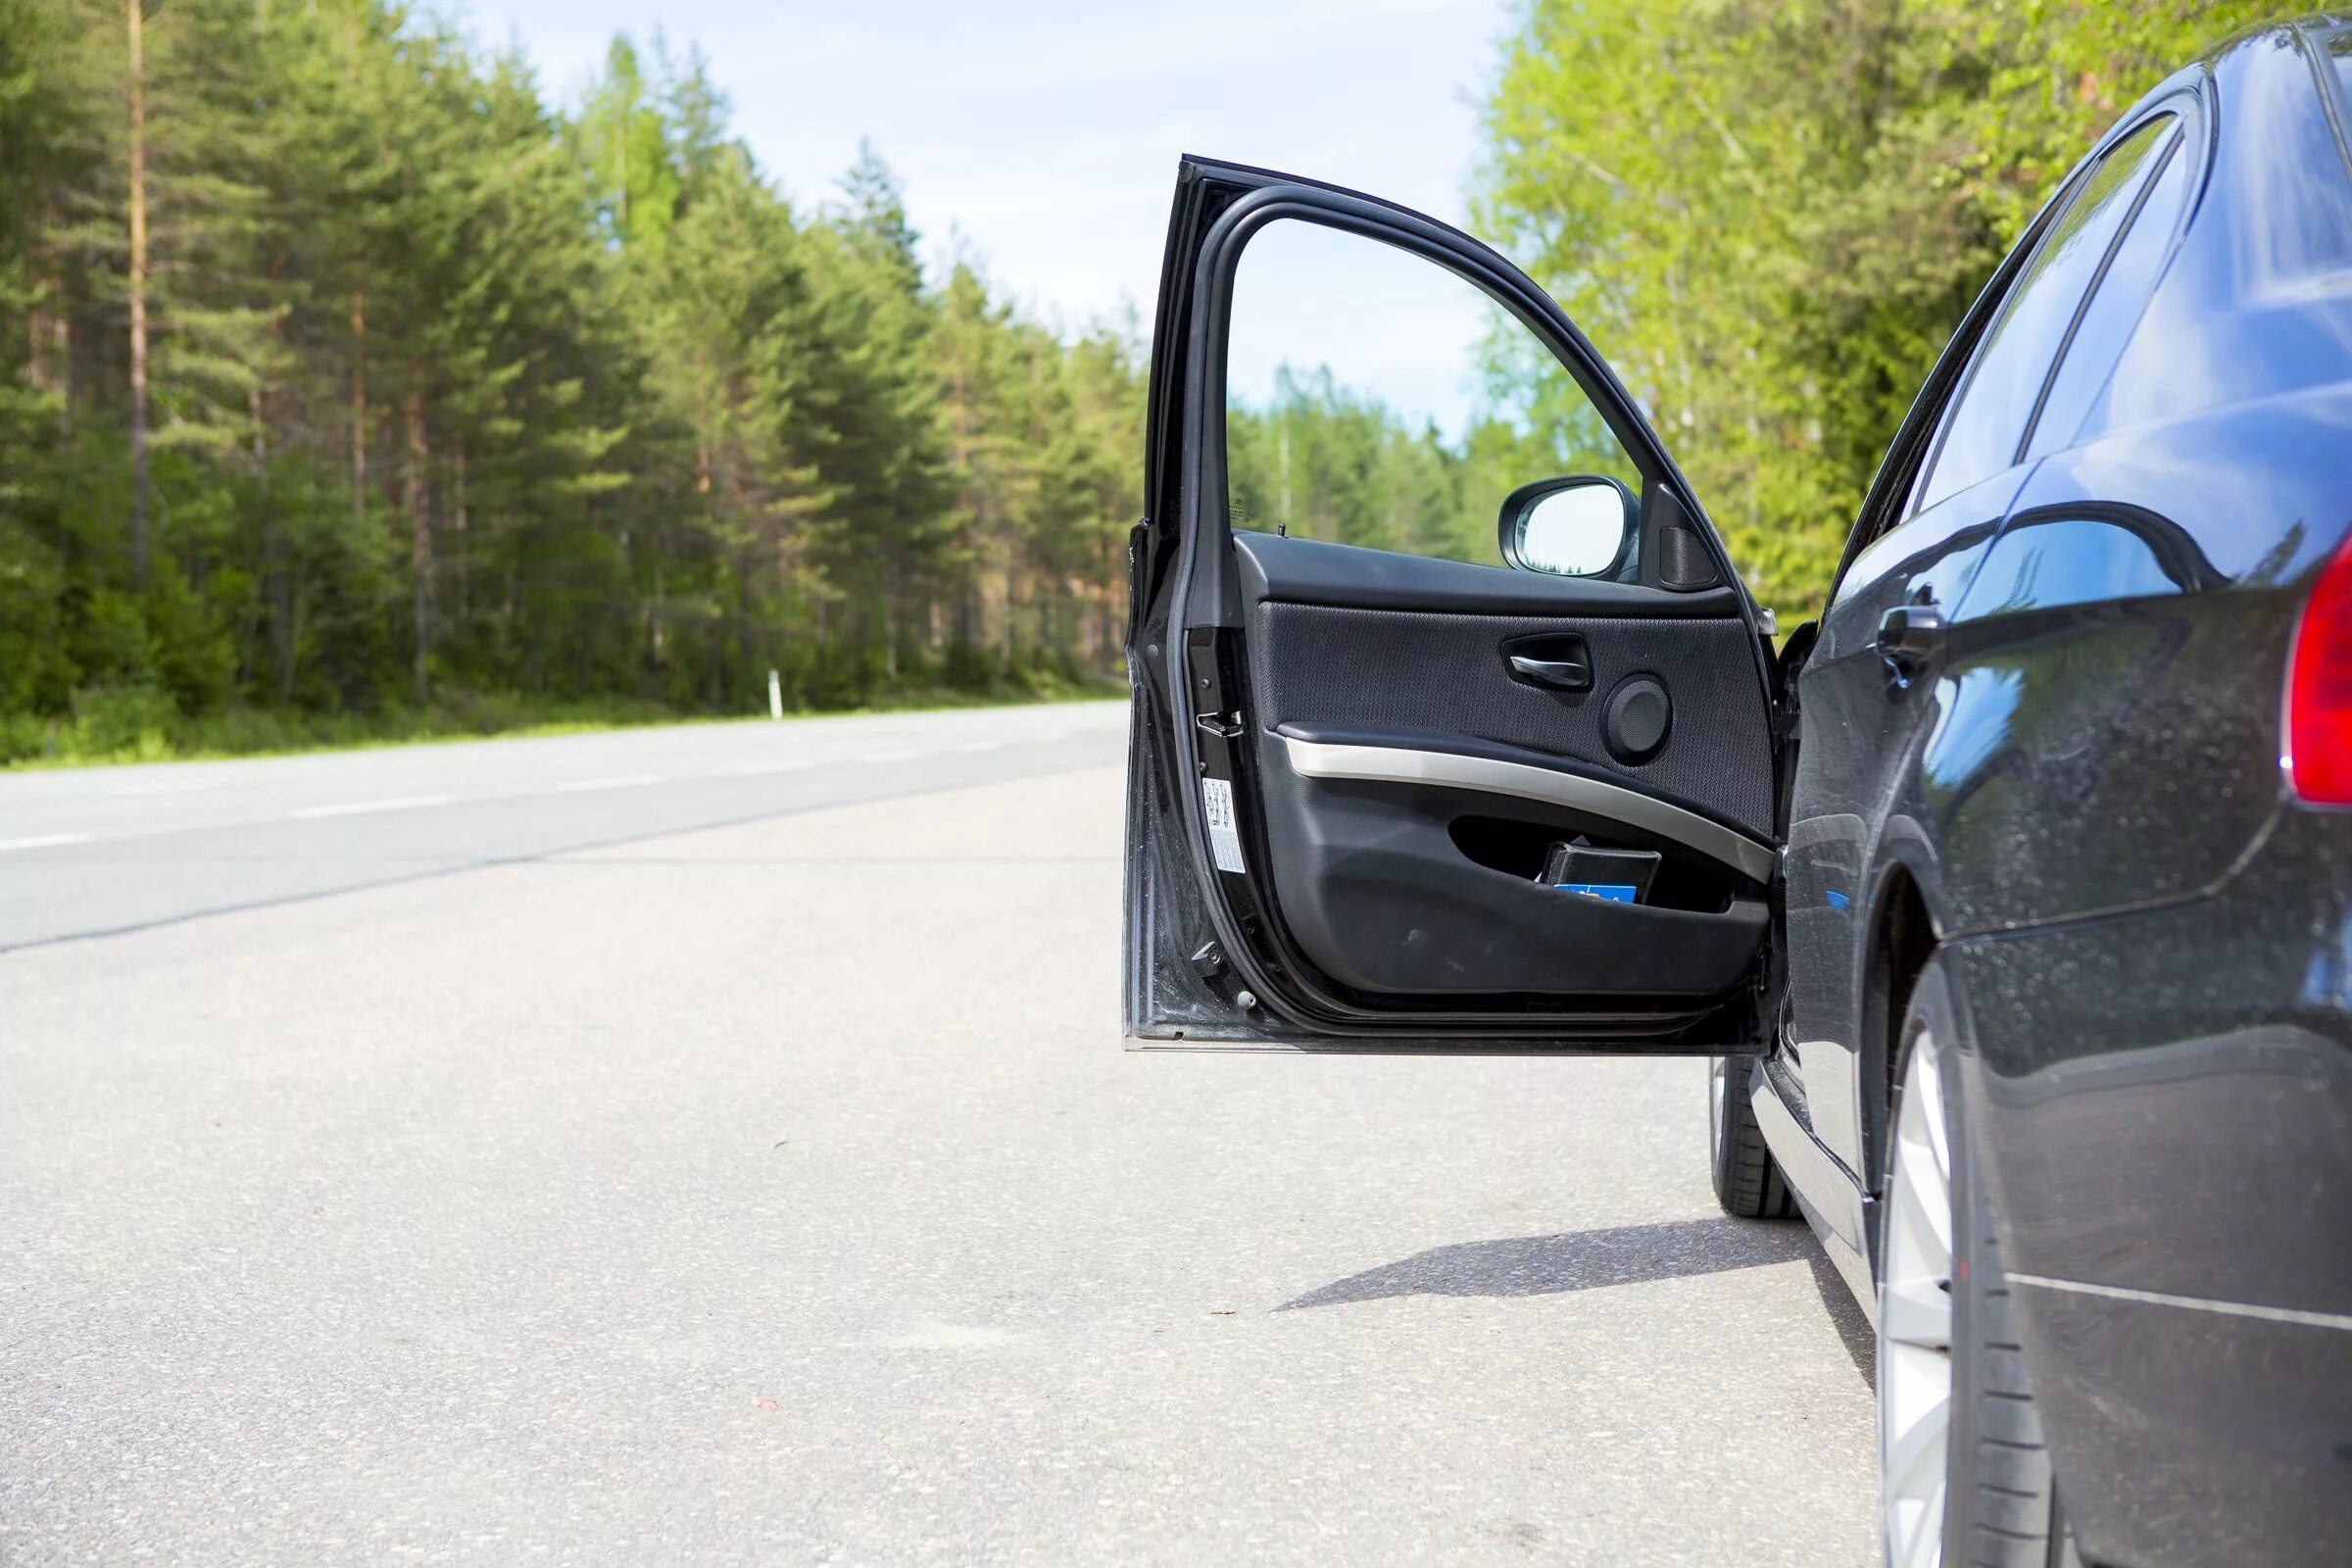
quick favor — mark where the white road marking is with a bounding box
[724,760,811,776]
[951,740,999,753]
[557,774,666,793]
[857,749,916,763]
[106,778,225,798]
[291,795,454,819]
[0,833,91,852]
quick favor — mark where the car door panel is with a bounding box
[1124,157,1781,1051]
[1786,463,2030,1175]
[1239,535,1777,838]
[1250,759,1772,997]
[1240,537,1777,996]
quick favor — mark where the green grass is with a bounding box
[0,671,1126,771]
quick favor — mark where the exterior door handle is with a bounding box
[1507,654,1592,691]
[1877,603,1946,669]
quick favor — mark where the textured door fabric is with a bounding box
[1245,599,1773,839]
[1231,532,1776,1001]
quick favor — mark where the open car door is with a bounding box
[1123,158,1784,1052]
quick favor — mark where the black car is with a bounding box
[1122,19,2352,1568]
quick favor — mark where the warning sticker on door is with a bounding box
[1200,776,1248,874]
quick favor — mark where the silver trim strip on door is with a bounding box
[2006,1273,2352,1333]
[1277,736,1777,883]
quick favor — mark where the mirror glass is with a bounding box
[1513,481,1631,576]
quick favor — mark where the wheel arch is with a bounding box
[1862,858,1940,1195]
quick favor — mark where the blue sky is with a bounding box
[451,0,1519,434]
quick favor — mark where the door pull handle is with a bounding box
[1876,603,1946,670]
[1507,655,1592,691]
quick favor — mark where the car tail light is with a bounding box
[2286,531,2352,804]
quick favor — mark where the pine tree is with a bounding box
[0,4,1141,761]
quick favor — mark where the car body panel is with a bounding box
[1758,24,2352,1566]
[1925,397,2352,938]
[1948,801,2352,1566]
[1786,463,2033,1178]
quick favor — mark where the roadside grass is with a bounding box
[1,671,1126,770]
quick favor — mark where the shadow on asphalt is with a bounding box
[1282,1216,1806,1309]
[1282,1213,1882,1390]
[1807,1250,1878,1392]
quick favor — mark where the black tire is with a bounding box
[1709,1053,1796,1218]
[1883,960,2082,1568]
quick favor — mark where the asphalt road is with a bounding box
[0,702,1877,1565]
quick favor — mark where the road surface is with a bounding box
[0,702,1876,1564]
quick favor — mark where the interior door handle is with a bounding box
[1877,603,1946,669]
[1506,654,1592,691]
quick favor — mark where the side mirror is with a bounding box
[1499,475,1637,578]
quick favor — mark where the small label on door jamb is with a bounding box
[1200,777,1248,874]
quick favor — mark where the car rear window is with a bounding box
[1913,118,2175,514]
[2025,122,2189,460]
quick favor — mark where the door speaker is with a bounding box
[1603,674,1671,763]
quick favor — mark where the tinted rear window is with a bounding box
[2027,123,2188,459]
[1915,118,2174,513]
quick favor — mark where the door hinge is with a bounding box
[1194,710,1244,741]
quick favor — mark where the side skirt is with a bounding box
[1750,1056,1878,1321]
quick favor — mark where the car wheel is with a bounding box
[1708,1053,1795,1218]
[1879,960,2081,1568]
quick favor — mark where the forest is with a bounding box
[0,0,2276,762]
[0,0,1144,761]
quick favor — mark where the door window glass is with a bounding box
[2025,121,2188,460]
[1914,118,2175,513]
[1223,217,1639,570]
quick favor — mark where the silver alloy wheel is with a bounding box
[1880,1023,1955,1568]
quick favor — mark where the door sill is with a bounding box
[1748,1057,1876,1321]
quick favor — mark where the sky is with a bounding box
[450,0,1519,435]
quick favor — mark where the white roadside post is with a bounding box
[767,668,783,722]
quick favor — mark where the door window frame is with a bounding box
[1216,214,1646,576]
[1179,190,1728,627]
